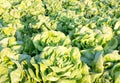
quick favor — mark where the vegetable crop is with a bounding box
[0,0,120,83]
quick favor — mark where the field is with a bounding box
[0,0,120,83]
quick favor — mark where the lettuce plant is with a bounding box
[30,46,90,83]
[32,31,71,51]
